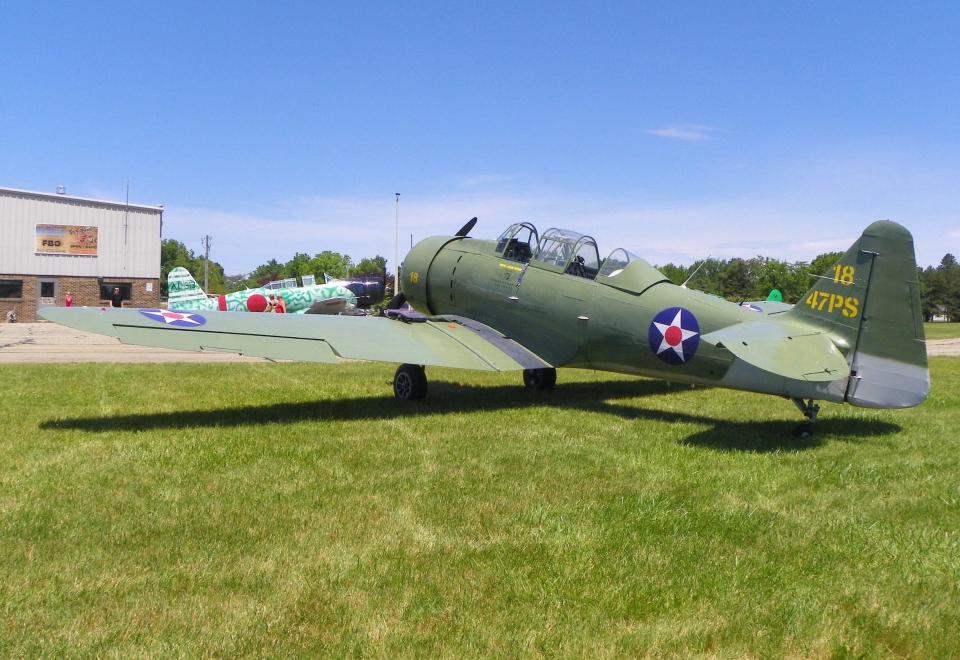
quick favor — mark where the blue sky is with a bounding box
[2,1,958,273]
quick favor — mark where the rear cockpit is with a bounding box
[533,228,601,279]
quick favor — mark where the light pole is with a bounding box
[394,193,400,296]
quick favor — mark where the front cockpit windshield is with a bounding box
[495,222,539,263]
[533,228,600,279]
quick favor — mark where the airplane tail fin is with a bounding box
[167,267,211,310]
[788,220,929,408]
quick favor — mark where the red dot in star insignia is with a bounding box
[665,325,683,346]
[246,294,268,312]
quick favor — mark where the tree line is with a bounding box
[656,252,959,321]
[656,252,843,304]
[162,238,958,320]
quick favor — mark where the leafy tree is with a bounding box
[720,259,752,300]
[749,257,809,303]
[674,258,726,295]
[353,255,388,276]
[247,259,283,287]
[309,251,352,280]
[281,253,315,279]
[657,263,688,286]
[160,239,226,295]
[936,254,960,320]
[808,251,844,278]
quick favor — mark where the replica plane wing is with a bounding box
[39,307,551,372]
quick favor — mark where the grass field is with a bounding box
[1,359,958,656]
[924,322,960,340]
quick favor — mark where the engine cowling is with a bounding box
[399,236,464,314]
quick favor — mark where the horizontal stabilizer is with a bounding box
[701,320,849,382]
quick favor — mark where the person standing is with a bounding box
[64,292,74,307]
[274,294,286,314]
[110,287,123,308]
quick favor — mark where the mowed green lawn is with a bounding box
[1,359,958,657]
[925,322,960,340]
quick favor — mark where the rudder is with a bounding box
[789,220,929,408]
[167,267,213,310]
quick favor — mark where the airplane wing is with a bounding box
[700,318,850,382]
[39,307,552,372]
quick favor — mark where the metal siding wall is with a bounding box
[0,192,160,278]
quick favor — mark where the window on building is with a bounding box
[40,281,55,298]
[0,279,23,299]
[99,282,132,301]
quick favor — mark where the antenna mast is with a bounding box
[202,234,212,291]
[394,193,400,296]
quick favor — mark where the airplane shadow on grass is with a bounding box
[40,378,900,453]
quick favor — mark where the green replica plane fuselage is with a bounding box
[168,267,357,314]
[39,219,929,432]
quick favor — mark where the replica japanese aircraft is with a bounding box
[167,267,382,315]
[42,218,929,435]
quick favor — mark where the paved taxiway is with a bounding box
[2,322,957,364]
[0,322,268,363]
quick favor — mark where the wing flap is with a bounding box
[39,307,549,371]
[701,320,850,382]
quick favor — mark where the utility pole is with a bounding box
[202,234,212,291]
[394,193,400,295]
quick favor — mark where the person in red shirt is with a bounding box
[64,292,74,307]
[274,294,287,314]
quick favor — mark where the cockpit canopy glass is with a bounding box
[533,228,600,279]
[598,248,643,278]
[495,222,539,263]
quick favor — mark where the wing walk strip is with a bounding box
[433,316,551,370]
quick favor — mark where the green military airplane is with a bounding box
[41,218,928,436]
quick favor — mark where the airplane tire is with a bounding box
[394,364,427,401]
[792,422,814,438]
[523,368,556,390]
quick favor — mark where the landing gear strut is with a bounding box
[791,398,820,438]
[394,364,427,401]
[523,368,556,390]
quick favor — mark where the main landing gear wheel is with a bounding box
[791,398,820,438]
[394,364,427,401]
[523,368,556,390]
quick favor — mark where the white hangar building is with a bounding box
[0,186,163,322]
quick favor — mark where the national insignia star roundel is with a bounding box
[139,309,207,328]
[648,307,700,365]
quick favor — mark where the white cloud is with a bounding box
[645,124,714,142]
[162,191,879,274]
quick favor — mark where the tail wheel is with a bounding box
[523,368,556,390]
[394,364,427,401]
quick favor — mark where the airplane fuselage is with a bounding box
[401,235,760,387]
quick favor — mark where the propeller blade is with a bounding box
[385,292,407,310]
[455,217,478,237]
